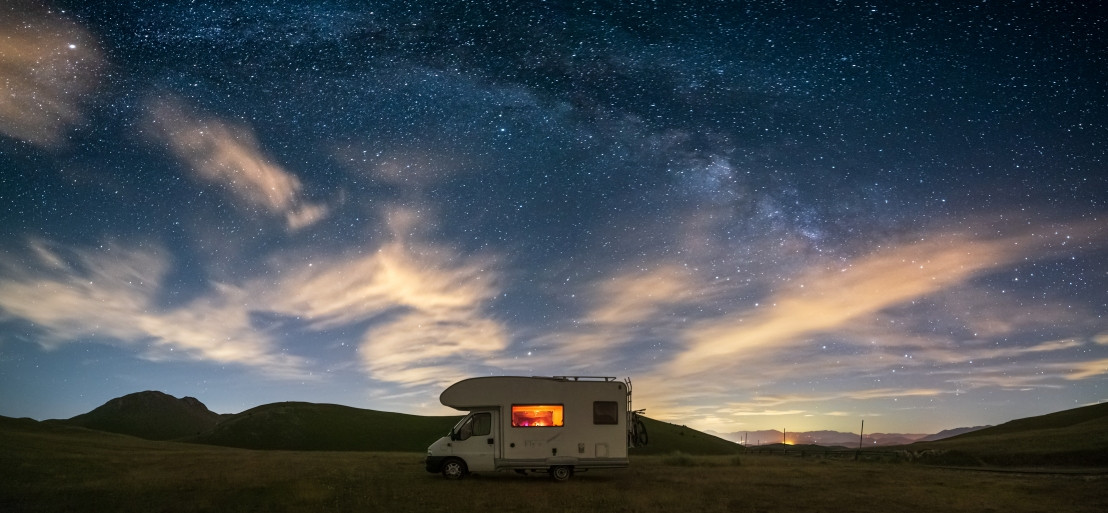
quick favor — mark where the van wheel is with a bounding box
[550,465,573,481]
[442,458,467,480]
[634,419,649,447]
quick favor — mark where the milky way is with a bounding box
[1,0,1105,434]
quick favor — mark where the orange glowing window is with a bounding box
[511,405,564,427]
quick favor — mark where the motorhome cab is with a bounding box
[425,376,647,481]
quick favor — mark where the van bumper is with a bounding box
[425,455,447,473]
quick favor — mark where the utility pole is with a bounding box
[855,419,864,461]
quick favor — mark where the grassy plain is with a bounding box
[2,419,1105,513]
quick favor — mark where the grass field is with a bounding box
[2,419,1105,513]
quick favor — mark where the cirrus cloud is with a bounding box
[665,220,1108,378]
[0,240,307,378]
[256,206,509,387]
[144,97,328,230]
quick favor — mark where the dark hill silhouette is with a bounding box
[187,401,460,451]
[57,390,221,441]
[903,402,1108,467]
[946,401,1108,440]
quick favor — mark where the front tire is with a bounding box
[550,465,573,481]
[442,458,467,480]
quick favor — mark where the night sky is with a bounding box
[1,0,1105,436]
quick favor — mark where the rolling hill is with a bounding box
[186,401,461,451]
[53,390,222,441]
[900,401,1108,467]
[947,401,1108,440]
[627,417,743,455]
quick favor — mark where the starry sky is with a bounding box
[1,0,1106,436]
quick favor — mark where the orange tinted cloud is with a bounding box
[667,220,1107,377]
[531,265,702,360]
[259,207,508,386]
[0,7,103,147]
[1057,358,1108,380]
[145,97,327,230]
[589,265,701,325]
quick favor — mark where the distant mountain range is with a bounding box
[917,426,991,442]
[711,425,990,448]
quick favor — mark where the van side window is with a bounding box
[593,401,619,425]
[457,412,492,440]
[472,412,491,436]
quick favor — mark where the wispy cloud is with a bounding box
[258,207,509,387]
[589,265,703,325]
[0,204,507,387]
[0,8,103,147]
[1054,358,1108,381]
[840,388,946,400]
[665,221,1107,377]
[144,97,327,230]
[951,369,1067,390]
[529,265,704,365]
[332,141,475,189]
[950,338,1080,362]
[0,240,306,377]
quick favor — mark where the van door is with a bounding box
[450,409,497,472]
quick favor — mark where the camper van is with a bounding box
[425,376,647,480]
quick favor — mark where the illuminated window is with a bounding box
[511,405,564,427]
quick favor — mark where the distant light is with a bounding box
[68,44,77,49]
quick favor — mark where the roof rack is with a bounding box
[550,376,617,381]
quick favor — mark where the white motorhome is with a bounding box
[425,376,647,480]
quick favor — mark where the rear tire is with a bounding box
[550,465,573,481]
[442,458,467,480]
[634,419,649,447]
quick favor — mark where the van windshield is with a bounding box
[449,415,468,435]
[452,412,491,440]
